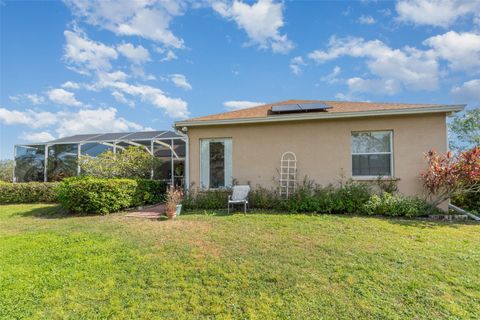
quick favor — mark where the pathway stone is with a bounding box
[125,204,166,219]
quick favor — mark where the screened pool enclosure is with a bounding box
[14,130,187,186]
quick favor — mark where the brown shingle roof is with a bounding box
[185,99,448,122]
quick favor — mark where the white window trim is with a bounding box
[351,130,394,179]
[199,138,233,190]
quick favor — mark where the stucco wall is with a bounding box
[186,113,447,197]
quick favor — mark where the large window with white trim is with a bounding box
[200,138,232,189]
[352,131,393,177]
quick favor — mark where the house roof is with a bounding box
[176,99,465,127]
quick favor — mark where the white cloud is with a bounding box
[97,70,128,83]
[451,79,480,102]
[160,49,178,62]
[9,94,45,105]
[320,66,342,84]
[26,94,45,105]
[423,31,480,72]
[130,65,156,80]
[56,107,144,137]
[169,74,192,90]
[112,91,135,107]
[212,0,293,53]
[308,36,439,92]
[47,88,83,107]
[358,15,375,24]
[0,106,147,138]
[61,81,81,89]
[64,0,186,48]
[396,0,480,27]
[0,108,57,128]
[64,28,118,74]
[96,79,189,118]
[347,77,401,95]
[223,100,265,110]
[289,56,306,75]
[20,131,55,142]
[117,43,150,64]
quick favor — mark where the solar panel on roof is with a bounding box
[271,104,302,113]
[271,103,331,114]
[299,103,332,111]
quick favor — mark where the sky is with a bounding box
[1,0,479,159]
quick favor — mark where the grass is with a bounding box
[1,204,479,319]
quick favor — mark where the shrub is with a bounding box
[182,189,229,210]
[248,186,282,210]
[79,146,162,179]
[0,182,59,204]
[420,147,480,208]
[363,193,431,217]
[56,176,167,214]
[452,191,480,214]
[183,181,433,218]
[0,160,14,182]
[133,179,168,207]
[329,182,372,214]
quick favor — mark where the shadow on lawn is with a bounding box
[14,205,79,219]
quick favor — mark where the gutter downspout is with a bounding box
[449,204,480,221]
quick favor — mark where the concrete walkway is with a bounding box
[125,204,166,219]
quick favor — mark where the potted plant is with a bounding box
[165,186,183,219]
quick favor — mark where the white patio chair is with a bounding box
[228,185,250,214]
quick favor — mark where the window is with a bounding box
[200,138,232,189]
[352,131,393,177]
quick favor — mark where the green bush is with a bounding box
[184,182,431,218]
[329,183,372,214]
[285,182,371,214]
[182,189,229,210]
[452,191,480,214]
[0,160,14,182]
[0,182,59,203]
[56,176,167,214]
[134,179,168,207]
[363,193,431,217]
[249,186,283,210]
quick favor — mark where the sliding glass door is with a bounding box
[200,138,232,189]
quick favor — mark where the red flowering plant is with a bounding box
[421,147,480,208]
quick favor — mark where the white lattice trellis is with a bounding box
[280,152,297,198]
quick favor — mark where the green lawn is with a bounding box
[1,204,479,319]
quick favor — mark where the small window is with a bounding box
[352,131,393,177]
[200,138,232,189]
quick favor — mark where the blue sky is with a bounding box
[1,0,479,159]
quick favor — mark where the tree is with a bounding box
[449,108,480,152]
[420,147,480,208]
[79,146,161,179]
[0,160,14,182]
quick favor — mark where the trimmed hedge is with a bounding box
[56,176,167,214]
[0,182,59,204]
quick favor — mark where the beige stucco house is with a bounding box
[175,100,464,197]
